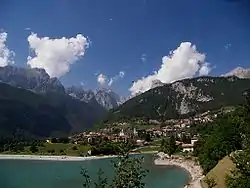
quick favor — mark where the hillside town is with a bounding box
[69,110,222,153]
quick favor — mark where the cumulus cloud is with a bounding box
[27,33,89,77]
[0,32,15,67]
[129,42,212,96]
[97,71,125,86]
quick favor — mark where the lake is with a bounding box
[0,154,190,188]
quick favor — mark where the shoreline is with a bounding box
[0,154,117,161]
[0,151,157,161]
[1,152,203,187]
[154,153,204,188]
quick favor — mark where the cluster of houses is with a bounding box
[107,111,218,131]
[67,110,222,154]
[70,128,149,146]
[70,125,199,153]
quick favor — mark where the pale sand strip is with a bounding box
[154,153,204,188]
[0,151,157,162]
[0,154,116,161]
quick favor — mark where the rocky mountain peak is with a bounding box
[0,65,65,93]
[66,86,121,110]
[222,67,250,78]
[151,79,165,89]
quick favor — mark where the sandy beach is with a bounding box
[0,151,157,161]
[154,153,204,188]
[0,154,116,161]
[0,150,159,162]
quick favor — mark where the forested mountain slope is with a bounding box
[104,76,250,123]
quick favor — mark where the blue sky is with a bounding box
[1,0,250,96]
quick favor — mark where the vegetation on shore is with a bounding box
[81,142,149,188]
[193,90,250,188]
[0,140,91,156]
[0,135,160,157]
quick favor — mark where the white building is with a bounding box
[119,129,125,137]
[182,144,194,152]
[191,138,198,145]
[133,128,138,136]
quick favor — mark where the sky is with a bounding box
[1,0,250,97]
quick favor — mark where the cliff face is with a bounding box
[0,65,65,93]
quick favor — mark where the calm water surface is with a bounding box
[0,154,190,188]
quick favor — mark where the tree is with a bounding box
[51,138,58,143]
[94,169,108,188]
[196,113,243,174]
[72,146,78,150]
[204,177,217,188]
[81,168,92,188]
[58,137,69,143]
[111,154,148,188]
[144,133,152,142]
[226,150,250,188]
[226,91,250,188]
[160,135,176,156]
[81,143,148,188]
[29,145,38,153]
[47,149,55,153]
[180,134,191,144]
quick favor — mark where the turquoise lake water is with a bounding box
[0,154,190,188]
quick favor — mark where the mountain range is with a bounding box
[0,65,250,138]
[0,66,122,110]
[66,87,122,110]
[103,75,250,124]
[0,66,121,139]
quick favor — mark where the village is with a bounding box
[70,110,219,154]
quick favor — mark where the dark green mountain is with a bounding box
[0,83,106,139]
[104,76,250,123]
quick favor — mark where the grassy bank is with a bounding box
[1,143,91,156]
[201,156,235,188]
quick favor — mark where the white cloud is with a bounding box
[108,78,114,86]
[119,71,125,78]
[25,27,31,31]
[80,81,85,86]
[27,33,89,77]
[129,42,212,96]
[199,63,211,76]
[97,71,125,86]
[224,43,231,50]
[0,32,15,67]
[140,53,147,63]
[97,73,108,86]
[108,71,125,86]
